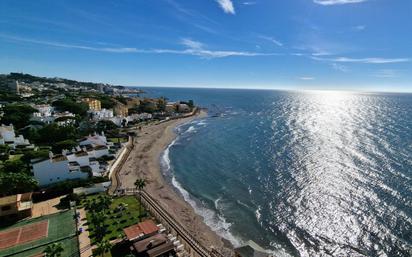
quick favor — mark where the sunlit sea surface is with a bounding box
[143,88,412,257]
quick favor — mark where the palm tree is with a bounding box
[134,178,146,219]
[43,243,64,257]
[90,211,108,241]
[97,194,112,212]
[95,239,112,257]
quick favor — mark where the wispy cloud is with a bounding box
[259,36,283,47]
[174,38,275,58]
[299,77,315,80]
[312,56,410,64]
[313,0,367,5]
[216,0,235,14]
[0,34,274,59]
[373,69,398,78]
[332,63,349,72]
[354,25,366,31]
[0,34,142,53]
[243,1,257,5]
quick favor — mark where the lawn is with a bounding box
[80,194,148,244]
[108,137,128,143]
[8,154,23,161]
[0,210,79,257]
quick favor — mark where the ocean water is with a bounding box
[143,88,412,257]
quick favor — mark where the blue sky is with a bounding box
[0,0,411,92]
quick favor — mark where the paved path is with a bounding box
[77,208,93,257]
[32,195,67,217]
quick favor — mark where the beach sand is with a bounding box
[116,111,234,256]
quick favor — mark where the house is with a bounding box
[79,132,108,147]
[0,124,33,149]
[132,234,174,257]
[89,108,114,121]
[124,220,159,242]
[126,97,141,109]
[32,104,54,117]
[114,102,128,117]
[235,241,271,257]
[0,193,33,219]
[165,102,176,113]
[32,153,90,186]
[82,98,102,111]
[177,103,190,113]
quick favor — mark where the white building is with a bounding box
[0,124,32,149]
[89,108,114,121]
[79,132,108,147]
[32,104,54,118]
[32,153,90,187]
[31,110,75,126]
[32,145,110,186]
[128,113,153,122]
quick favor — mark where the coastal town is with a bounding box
[0,73,269,257]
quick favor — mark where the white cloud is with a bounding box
[216,0,235,14]
[259,36,283,47]
[0,34,275,59]
[373,69,398,78]
[314,0,367,5]
[243,2,257,5]
[332,63,348,72]
[0,34,142,53]
[312,56,410,64]
[299,77,315,80]
[181,38,204,49]
[176,38,275,58]
[354,25,366,31]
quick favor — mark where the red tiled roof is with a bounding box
[123,220,159,240]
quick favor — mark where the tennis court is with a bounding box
[0,220,49,250]
[0,210,79,257]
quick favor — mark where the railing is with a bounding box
[119,188,226,257]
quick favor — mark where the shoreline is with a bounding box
[116,111,234,255]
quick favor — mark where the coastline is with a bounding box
[116,111,234,255]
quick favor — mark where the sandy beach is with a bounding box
[116,111,234,256]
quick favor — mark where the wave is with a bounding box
[161,136,243,248]
[160,138,177,176]
[171,176,242,247]
[186,126,196,133]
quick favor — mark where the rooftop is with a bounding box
[123,220,159,241]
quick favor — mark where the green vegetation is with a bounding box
[95,239,112,257]
[0,172,38,195]
[108,137,127,143]
[80,194,147,244]
[43,242,64,257]
[134,178,147,217]
[0,104,37,129]
[0,210,78,257]
[52,98,88,117]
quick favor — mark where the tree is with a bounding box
[96,120,118,132]
[134,178,146,219]
[0,145,10,161]
[43,243,64,257]
[0,172,38,196]
[36,124,77,146]
[1,104,37,129]
[95,239,112,257]
[90,211,108,241]
[0,159,29,174]
[54,139,77,153]
[52,98,88,117]
[188,100,194,108]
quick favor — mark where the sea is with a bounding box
[141,87,412,257]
